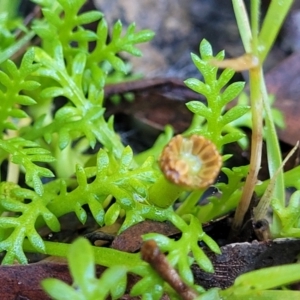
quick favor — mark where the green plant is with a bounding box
[202,263,300,300]
[43,238,300,300]
[42,238,128,300]
[1,0,300,299]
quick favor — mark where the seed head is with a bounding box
[159,135,222,189]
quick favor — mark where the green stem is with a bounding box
[230,0,292,234]
[260,75,284,199]
[232,0,252,53]
[23,239,142,269]
[0,31,35,64]
[260,75,285,236]
[148,175,184,208]
[258,0,294,63]
[176,190,204,216]
[231,0,264,232]
[232,67,263,231]
[250,0,260,50]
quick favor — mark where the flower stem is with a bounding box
[148,175,184,208]
[231,0,293,234]
[232,65,263,231]
[231,0,263,232]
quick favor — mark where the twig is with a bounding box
[141,240,199,300]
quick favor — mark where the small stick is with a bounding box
[141,240,198,300]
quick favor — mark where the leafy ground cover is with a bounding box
[1,0,300,299]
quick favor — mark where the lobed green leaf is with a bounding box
[130,271,164,300]
[42,279,80,300]
[69,238,95,295]
[0,71,11,86]
[221,105,250,125]
[190,53,207,75]
[104,203,121,226]
[88,196,105,226]
[199,39,213,59]
[95,18,108,46]
[77,11,103,25]
[9,109,28,118]
[221,131,245,145]
[186,101,211,119]
[27,228,46,253]
[74,202,88,224]
[71,52,86,81]
[121,44,142,56]
[40,86,66,98]
[184,78,211,97]
[142,233,174,252]
[192,244,214,273]
[19,47,40,76]
[130,29,155,43]
[217,68,235,90]
[106,53,127,73]
[112,20,123,40]
[220,81,245,106]
[72,29,98,42]
[42,8,63,27]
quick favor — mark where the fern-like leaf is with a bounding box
[0,138,55,195]
[0,187,60,264]
[184,39,247,150]
[0,48,40,134]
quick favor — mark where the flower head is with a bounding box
[159,135,222,189]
